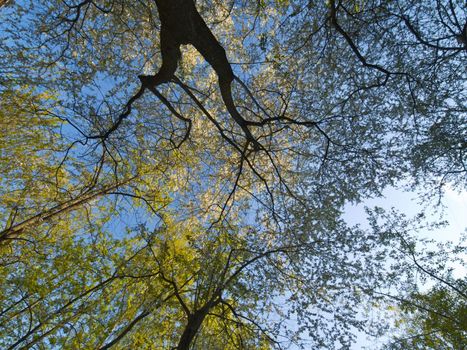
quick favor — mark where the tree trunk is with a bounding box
[176,306,210,350]
[141,0,259,149]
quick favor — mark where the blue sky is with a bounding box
[345,185,466,349]
[345,186,467,251]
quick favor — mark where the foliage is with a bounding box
[0,0,465,349]
[365,208,466,350]
[382,280,467,350]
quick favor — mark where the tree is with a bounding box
[364,208,466,350]
[0,0,465,349]
[384,280,466,350]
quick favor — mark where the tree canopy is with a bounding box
[0,0,465,349]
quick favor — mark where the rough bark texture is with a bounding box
[140,0,260,150]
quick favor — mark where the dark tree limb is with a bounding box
[0,177,136,244]
[139,0,261,151]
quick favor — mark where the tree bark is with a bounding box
[176,305,211,350]
[140,0,260,150]
[0,0,11,7]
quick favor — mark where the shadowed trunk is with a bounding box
[176,295,223,350]
[176,306,210,350]
[140,0,260,150]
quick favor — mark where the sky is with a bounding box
[344,185,467,349]
[345,185,467,252]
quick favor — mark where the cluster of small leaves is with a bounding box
[0,0,465,349]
